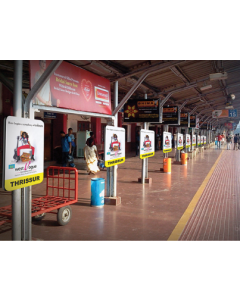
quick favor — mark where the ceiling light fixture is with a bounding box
[200,82,212,91]
[229,93,235,100]
[209,72,228,81]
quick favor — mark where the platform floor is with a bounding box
[0,145,233,241]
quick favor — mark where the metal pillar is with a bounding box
[141,122,147,183]
[141,94,148,183]
[12,60,22,241]
[163,125,169,158]
[176,127,181,161]
[107,82,118,196]
[112,81,118,197]
[144,94,148,179]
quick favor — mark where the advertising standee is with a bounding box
[186,134,191,148]
[104,126,125,167]
[140,129,155,159]
[192,135,196,147]
[198,135,201,146]
[3,116,44,191]
[163,132,172,153]
[177,133,183,150]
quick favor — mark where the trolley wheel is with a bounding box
[32,213,46,221]
[57,206,72,226]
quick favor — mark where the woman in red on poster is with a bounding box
[165,136,170,146]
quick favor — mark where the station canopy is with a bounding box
[1,60,240,128]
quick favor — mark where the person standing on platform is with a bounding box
[68,128,76,157]
[60,131,75,167]
[238,134,240,150]
[234,134,238,150]
[84,138,100,175]
[217,133,222,149]
[226,134,232,150]
[86,132,96,146]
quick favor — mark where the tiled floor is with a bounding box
[180,144,240,241]
[0,146,224,240]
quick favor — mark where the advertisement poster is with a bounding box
[3,116,44,191]
[212,109,237,118]
[124,99,159,123]
[224,122,233,130]
[186,134,191,148]
[190,115,197,127]
[195,117,200,129]
[192,135,196,146]
[180,113,190,127]
[198,135,201,146]
[201,136,204,145]
[177,133,183,150]
[163,132,172,153]
[30,60,111,115]
[162,106,179,125]
[104,126,125,167]
[140,129,155,159]
[204,136,207,144]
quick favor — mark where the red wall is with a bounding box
[91,117,101,144]
[52,114,67,148]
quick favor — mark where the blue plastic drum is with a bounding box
[91,178,105,207]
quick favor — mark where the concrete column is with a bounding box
[91,117,101,145]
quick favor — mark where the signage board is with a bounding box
[192,135,196,146]
[186,134,191,148]
[199,121,208,129]
[198,135,201,146]
[124,99,159,123]
[201,136,204,145]
[224,122,233,130]
[104,126,125,167]
[3,116,44,191]
[204,136,207,144]
[30,60,111,115]
[161,106,180,125]
[212,109,238,118]
[140,129,155,159]
[177,133,183,150]
[180,112,190,127]
[190,115,197,127]
[44,112,57,119]
[163,132,172,153]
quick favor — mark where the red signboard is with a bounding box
[30,60,112,115]
[224,122,233,130]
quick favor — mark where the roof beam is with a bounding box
[110,60,185,82]
[112,61,188,116]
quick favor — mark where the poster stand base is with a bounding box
[104,196,121,206]
[138,178,152,184]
